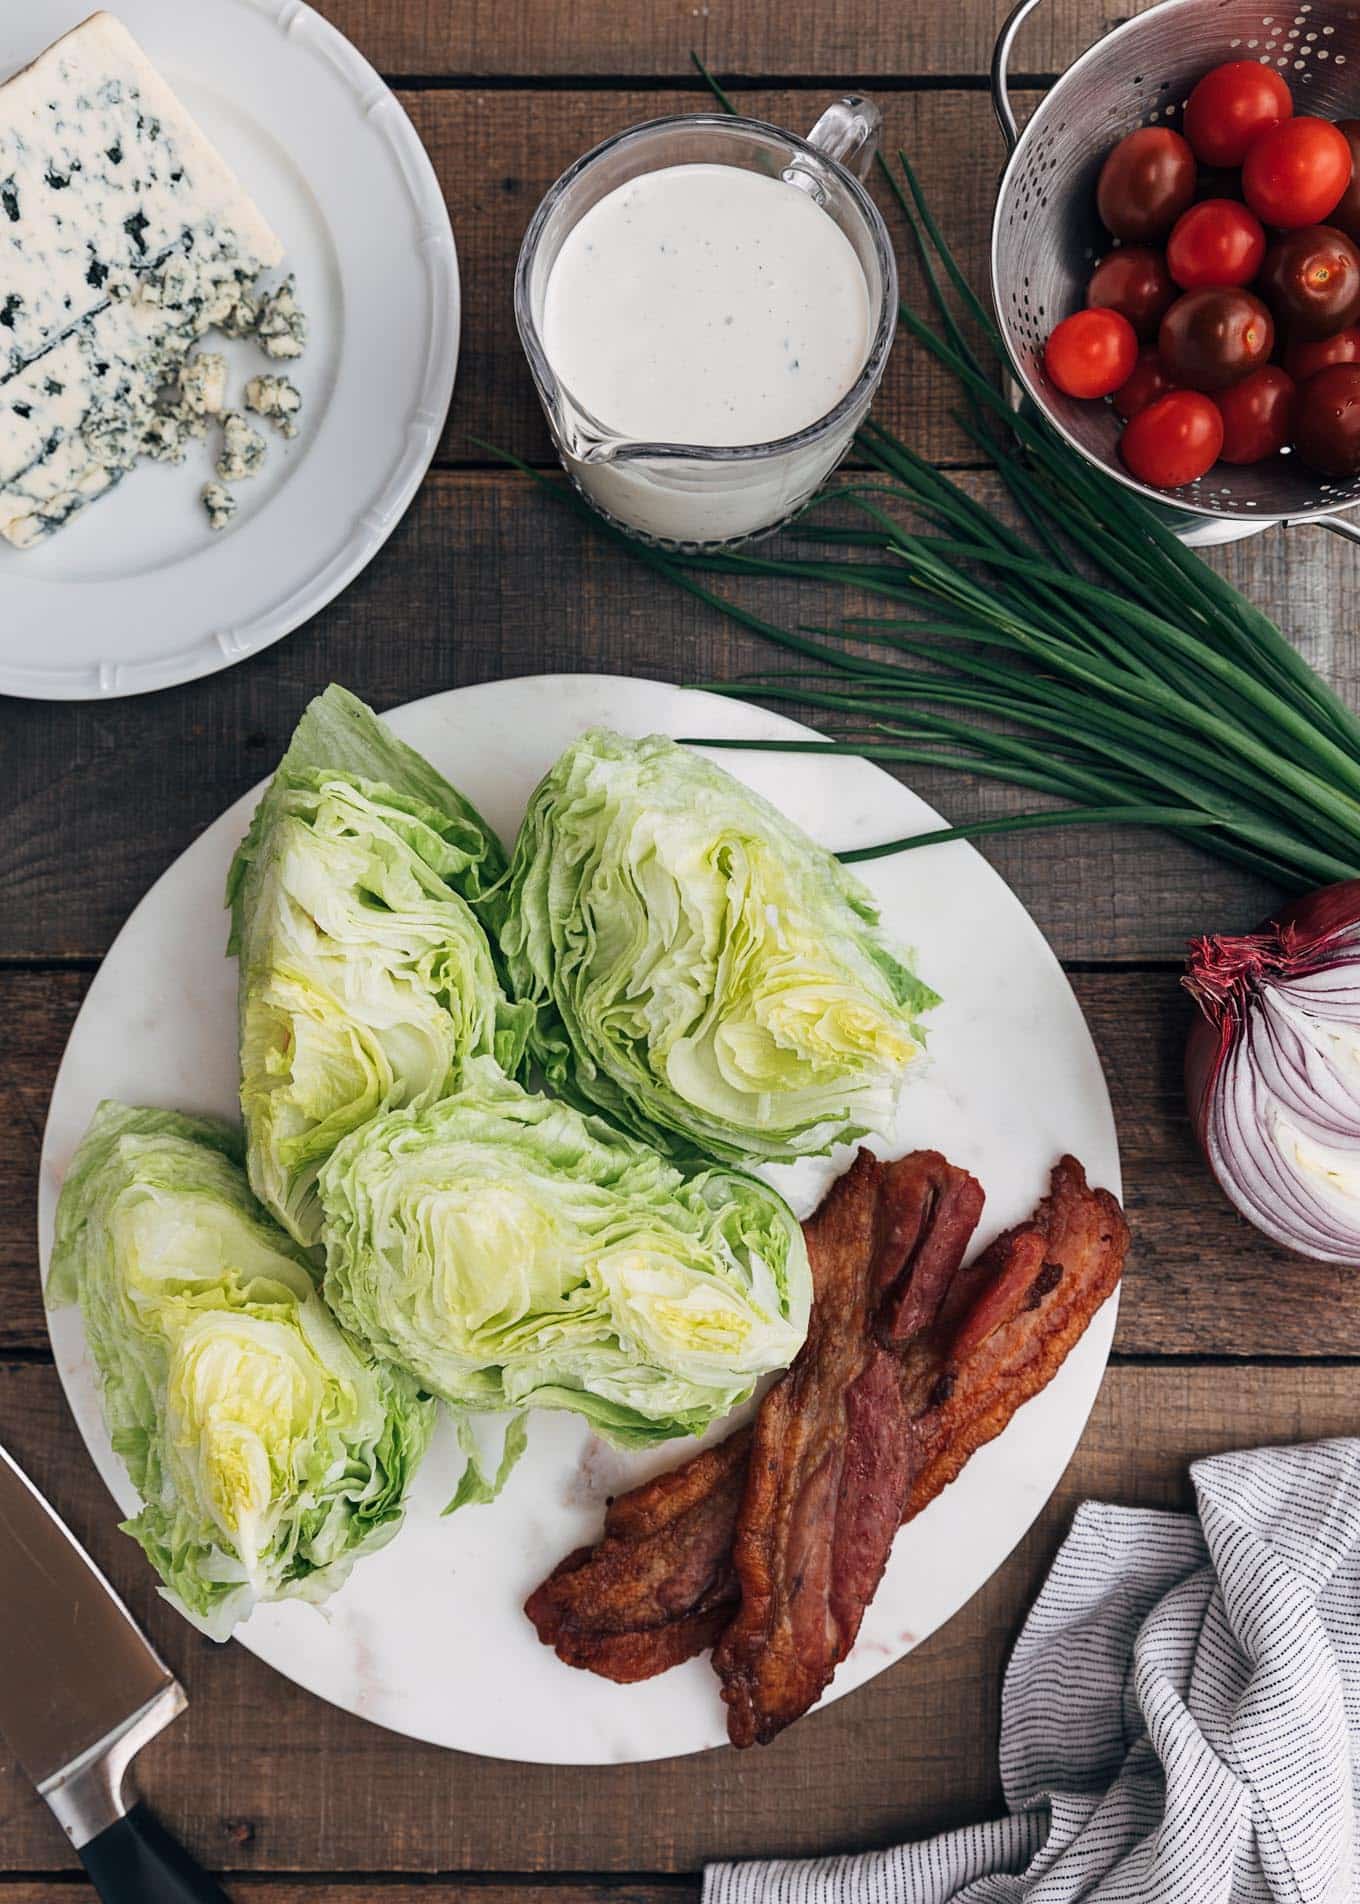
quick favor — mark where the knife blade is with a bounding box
[0,1442,230,1902]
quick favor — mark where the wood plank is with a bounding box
[1,1358,1353,1876]
[403,87,1031,469]
[0,1889,696,1902]
[1,968,1354,1356]
[316,0,1119,81]
[7,470,1354,967]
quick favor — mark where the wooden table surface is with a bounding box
[4,0,1359,1895]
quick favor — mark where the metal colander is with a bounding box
[991,0,1360,545]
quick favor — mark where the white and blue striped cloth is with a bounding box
[706,1440,1360,1904]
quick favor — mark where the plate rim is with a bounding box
[0,0,459,701]
[37,673,1122,1760]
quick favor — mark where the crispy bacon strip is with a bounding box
[901,1156,1129,1524]
[712,1151,983,1746]
[523,1426,750,1683]
[526,1150,982,1691]
[524,1154,1126,1750]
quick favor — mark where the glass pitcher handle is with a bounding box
[803,97,882,182]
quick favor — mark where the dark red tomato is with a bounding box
[1326,121,1360,241]
[1158,288,1275,391]
[1286,324,1360,380]
[1183,61,1293,168]
[1044,307,1139,397]
[1259,225,1360,337]
[1293,363,1360,474]
[1166,199,1266,288]
[1242,118,1353,229]
[1215,365,1295,462]
[1086,246,1177,337]
[1113,346,1179,419]
[1120,390,1224,486]
[1097,127,1197,241]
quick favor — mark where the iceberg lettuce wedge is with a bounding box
[499,729,938,1163]
[49,1101,435,1640]
[228,686,531,1245]
[319,1058,810,1446]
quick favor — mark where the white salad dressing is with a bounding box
[533,159,883,544]
[541,163,873,449]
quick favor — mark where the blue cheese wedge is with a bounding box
[0,12,284,549]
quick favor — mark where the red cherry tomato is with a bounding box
[1166,199,1266,288]
[1158,288,1274,391]
[1086,246,1178,338]
[1242,118,1353,229]
[1097,127,1197,241]
[1286,325,1360,380]
[1327,121,1360,240]
[1293,363,1360,474]
[1215,365,1296,462]
[1183,61,1293,168]
[1119,390,1225,486]
[1044,307,1139,398]
[1113,346,1179,419]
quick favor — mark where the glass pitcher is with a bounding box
[514,102,898,550]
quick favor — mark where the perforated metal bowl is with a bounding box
[991,0,1360,546]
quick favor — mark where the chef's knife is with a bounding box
[0,1441,230,1902]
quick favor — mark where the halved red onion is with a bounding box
[1185,880,1360,1262]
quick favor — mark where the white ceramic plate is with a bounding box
[0,1,457,699]
[39,675,1121,1762]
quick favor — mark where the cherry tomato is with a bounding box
[1119,390,1224,486]
[1158,288,1275,391]
[1215,365,1296,462]
[1166,199,1266,288]
[1325,120,1360,241]
[1097,127,1197,241]
[1259,225,1360,337]
[1286,325,1360,380]
[1113,346,1179,419]
[1242,117,1353,229]
[1183,61,1293,168]
[1043,307,1139,397]
[1292,363,1360,474]
[1086,246,1177,337]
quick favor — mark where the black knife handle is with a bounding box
[77,1802,231,1903]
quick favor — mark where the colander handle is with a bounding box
[991,0,1048,151]
[1293,512,1360,548]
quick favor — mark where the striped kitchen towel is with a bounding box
[705,1439,1360,1904]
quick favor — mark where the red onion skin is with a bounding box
[1183,878,1360,1242]
[1269,878,1360,944]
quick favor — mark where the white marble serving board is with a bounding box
[38,674,1120,1763]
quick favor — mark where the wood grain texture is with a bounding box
[405,86,1031,470]
[0,967,1351,1354]
[7,473,1356,967]
[315,0,1118,80]
[1,1358,1355,1877]
[0,1890,696,1902]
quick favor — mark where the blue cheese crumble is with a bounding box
[201,481,236,531]
[216,411,267,483]
[244,374,301,438]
